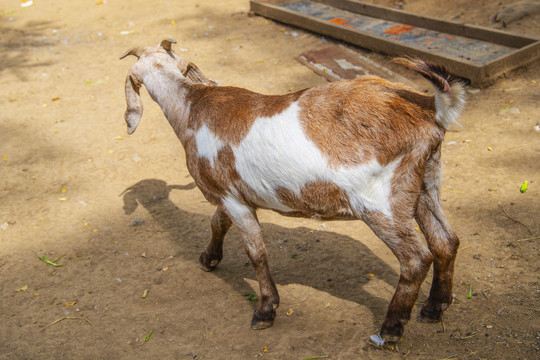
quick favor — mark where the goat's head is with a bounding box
[120,39,216,134]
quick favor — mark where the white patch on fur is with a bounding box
[434,83,465,130]
[195,124,223,168]
[232,102,400,217]
[222,194,251,219]
[222,195,260,253]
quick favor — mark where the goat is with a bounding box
[120,39,465,346]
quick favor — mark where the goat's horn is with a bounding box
[119,47,144,60]
[160,39,177,51]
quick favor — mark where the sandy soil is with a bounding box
[0,0,538,359]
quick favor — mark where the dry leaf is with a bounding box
[286,308,294,316]
[16,285,28,292]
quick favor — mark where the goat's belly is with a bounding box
[239,179,356,219]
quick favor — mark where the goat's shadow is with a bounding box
[121,179,400,322]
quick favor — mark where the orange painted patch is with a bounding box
[384,24,413,36]
[329,17,348,25]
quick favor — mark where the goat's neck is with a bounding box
[146,78,192,144]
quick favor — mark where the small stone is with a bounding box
[130,218,144,226]
[370,333,385,347]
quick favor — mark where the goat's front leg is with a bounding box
[222,197,279,330]
[199,205,232,272]
[364,214,433,344]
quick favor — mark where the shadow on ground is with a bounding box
[120,178,401,323]
[0,17,57,80]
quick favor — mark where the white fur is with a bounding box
[435,83,465,130]
[195,124,224,168]
[222,195,260,253]
[232,102,399,217]
[222,194,253,222]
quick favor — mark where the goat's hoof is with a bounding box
[199,263,215,272]
[417,313,440,323]
[378,322,404,347]
[369,333,402,348]
[251,318,274,330]
[418,306,441,322]
[199,253,220,272]
[251,311,275,330]
[418,305,444,323]
[418,300,450,322]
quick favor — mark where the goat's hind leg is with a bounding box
[415,191,459,322]
[199,205,232,272]
[364,213,433,344]
[415,149,459,322]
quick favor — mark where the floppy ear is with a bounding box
[183,62,218,86]
[124,74,143,134]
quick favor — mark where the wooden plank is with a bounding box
[251,1,482,81]
[316,0,536,48]
[250,0,540,87]
[296,45,419,89]
[481,41,540,86]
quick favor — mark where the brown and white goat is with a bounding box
[121,39,465,345]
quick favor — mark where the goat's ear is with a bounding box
[124,74,143,134]
[183,62,218,86]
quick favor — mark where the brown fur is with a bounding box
[300,77,440,167]
[186,85,305,146]
[393,58,463,95]
[276,181,352,219]
[190,146,240,204]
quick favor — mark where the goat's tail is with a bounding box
[394,58,465,131]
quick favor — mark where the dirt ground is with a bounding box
[0,0,539,359]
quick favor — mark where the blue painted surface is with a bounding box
[280,1,513,64]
